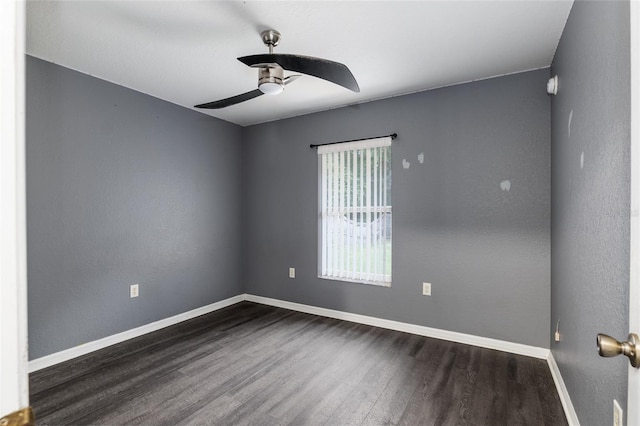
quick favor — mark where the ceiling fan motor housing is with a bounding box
[258,66,285,95]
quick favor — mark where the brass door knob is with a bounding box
[597,333,640,368]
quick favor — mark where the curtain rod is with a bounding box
[309,133,397,149]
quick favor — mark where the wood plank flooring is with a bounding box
[30,302,568,425]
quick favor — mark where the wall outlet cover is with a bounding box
[422,282,431,296]
[289,268,295,279]
[130,284,139,298]
[613,399,623,426]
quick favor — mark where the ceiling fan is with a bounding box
[194,29,360,110]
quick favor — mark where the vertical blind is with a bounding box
[318,136,392,285]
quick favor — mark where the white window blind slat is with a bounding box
[336,151,345,277]
[351,149,358,280]
[365,147,371,282]
[336,152,340,276]
[382,146,388,276]
[359,148,364,277]
[344,151,350,280]
[373,146,379,277]
[321,153,328,277]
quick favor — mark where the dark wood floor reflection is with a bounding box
[30,302,567,425]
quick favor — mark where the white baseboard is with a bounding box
[29,292,550,372]
[244,294,550,359]
[28,294,245,373]
[547,352,580,426]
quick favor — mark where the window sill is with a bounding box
[318,275,391,288]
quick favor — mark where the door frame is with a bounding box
[0,0,28,418]
[629,1,640,424]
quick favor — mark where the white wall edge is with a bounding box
[547,352,580,426]
[244,294,550,359]
[0,0,28,413]
[28,294,244,373]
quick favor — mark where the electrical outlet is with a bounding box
[289,267,295,278]
[422,282,431,296]
[613,399,623,426]
[130,284,139,298]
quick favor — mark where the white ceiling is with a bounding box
[26,1,573,127]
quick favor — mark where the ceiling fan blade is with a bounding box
[238,54,360,93]
[194,89,264,109]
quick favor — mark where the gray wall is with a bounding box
[550,1,631,424]
[242,69,551,348]
[26,56,244,359]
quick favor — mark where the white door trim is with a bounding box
[628,1,640,424]
[0,0,28,417]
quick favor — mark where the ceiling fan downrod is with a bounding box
[258,29,284,95]
[261,29,281,54]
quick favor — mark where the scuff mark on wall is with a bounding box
[402,159,410,169]
[418,153,424,164]
[568,109,573,138]
[500,180,511,191]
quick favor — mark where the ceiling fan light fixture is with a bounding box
[258,67,284,95]
[259,81,284,95]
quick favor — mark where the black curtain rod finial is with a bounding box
[310,132,398,149]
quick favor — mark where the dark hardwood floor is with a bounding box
[30,302,568,425]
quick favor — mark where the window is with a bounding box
[318,137,392,286]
